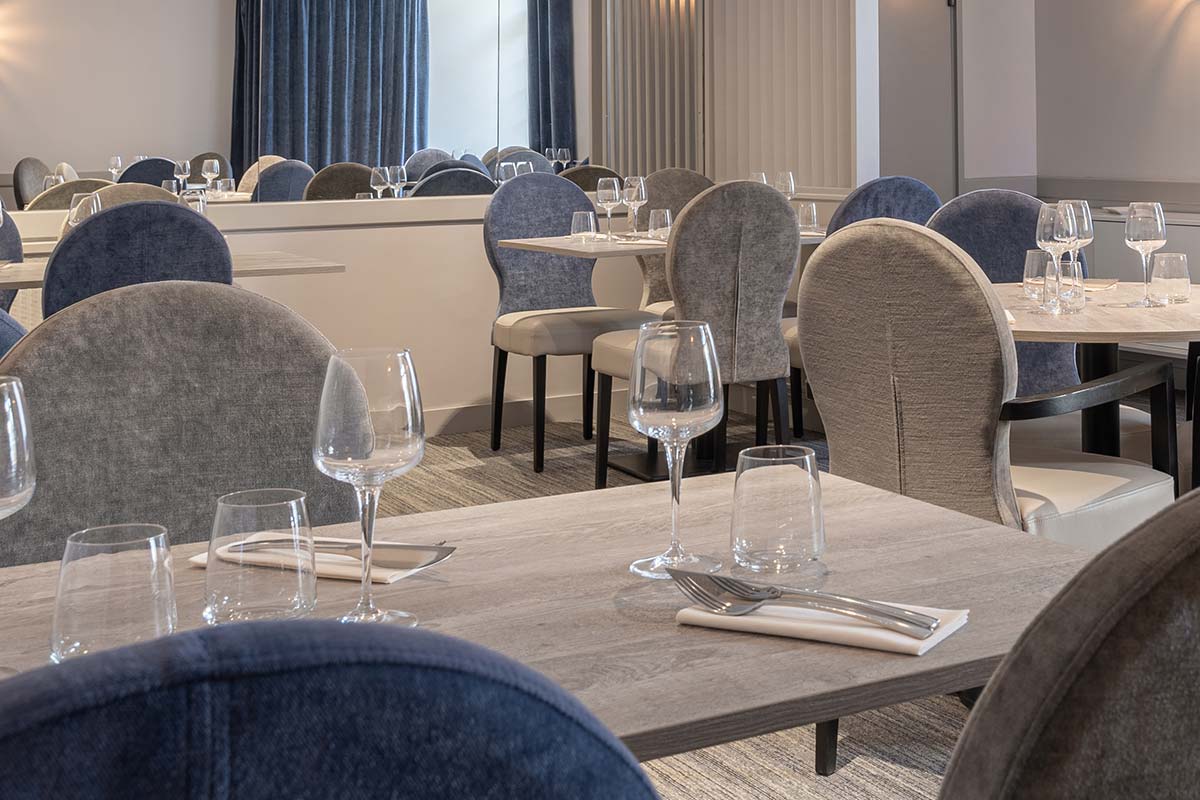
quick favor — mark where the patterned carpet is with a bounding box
[380,416,963,800]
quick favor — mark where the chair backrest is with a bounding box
[636,168,715,307]
[460,153,489,175]
[927,189,1084,395]
[797,219,1021,527]
[497,148,555,174]
[188,151,233,184]
[423,158,489,179]
[0,282,358,566]
[410,168,497,198]
[303,162,373,201]
[940,490,1200,798]
[825,176,942,236]
[481,146,500,166]
[559,165,622,193]
[669,181,797,384]
[117,157,177,187]
[13,157,50,209]
[403,147,453,180]
[253,160,316,202]
[53,162,79,181]
[0,309,24,359]
[0,621,659,798]
[60,184,178,236]
[24,179,114,210]
[43,201,233,317]
[237,154,286,194]
[484,173,598,316]
[0,208,23,312]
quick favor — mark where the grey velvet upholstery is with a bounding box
[0,282,357,566]
[409,168,497,197]
[423,158,489,178]
[481,146,499,166]
[43,201,233,317]
[826,176,942,236]
[940,490,1200,798]
[117,157,177,187]
[637,168,715,309]
[0,309,25,358]
[253,159,316,202]
[13,157,50,210]
[928,189,1085,395]
[403,147,452,180]
[0,209,22,312]
[559,165,621,192]
[497,148,555,174]
[303,162,374,201]
[53,162,79,181]
[188,151,233,183]
[24,179,113,210]
[237,154,286,194]
[60,184,178,236]
[460,153,489,175]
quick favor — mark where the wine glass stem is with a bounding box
[353,484,382,615]
[606,209,614,241]
[1142,252,1151,302]
[631,207,639,235]
[665,441,687,557]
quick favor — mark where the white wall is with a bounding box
[572,0,591,160]
[427,1,500,155]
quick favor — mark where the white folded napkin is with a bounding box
[676,601,968,656]
[188,535,433,584]
[1005,309,1016,326]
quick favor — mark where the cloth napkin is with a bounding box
[677,601,968,656]
[1005,309,1016,326]
[189,535,435,584]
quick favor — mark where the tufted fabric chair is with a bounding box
[459,153,490,175]
[303,162,374,201]
[826,175,942,236]
[237,154,286,194]
[559,165,622,193]
[409,168,496,197]
[422,158,489,179]
[13,157,51,209]
[633,168,716,317]
[0,208,23,312]
[117,157,177,187]
[493,147,555,174]
[25,179,113,211]
[403,147,453,181]
[252,160,316,202]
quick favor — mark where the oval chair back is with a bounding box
[188,151,233,184]
[0,310,24,359]
[53,162,79,181]
[253,160,316,202]
[117,157,177,187]
[460,153,489,175]
[423,158,489,179]
[0,208,23,312]
[60,183,179,237]
[303,162,373,201]
[43,201,233,317]
[13,157,50,209]
[237,154,286,194]
[637,168,714,309]
[558,165,621,193]
[825,176,942,236]
[24,179,113,211]
[495,148,555,174]
[403,147,452,181]
[409,168,497,198]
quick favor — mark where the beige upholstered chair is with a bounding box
[53,162,79,181]
[237,154,286,195]
[59,184,178,236]
[797,219,1176,551]
[25,179,114,210]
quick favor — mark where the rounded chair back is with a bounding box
[495,148,554,174]
[303,162,374,201]
[460,153,489,175]
[253,160,316,202]
[559,165,622,193]
[423,158,489,179]
[409,168,497,198]
[0,310,24,359]
[928,189,1085,395]
[484,173,597,316]
[797,219,1020,527]
[43,201,233,317]
[637,168,714,308]
[237,154,286,194]
[0,281,357,566]
[0,208,23,312]
[24,179,114,210]
[13,157,50,209]
[826,176,942,236]
[0,621,659,798]
[188,151,233,184]
[481,146,500,165]
[53,162,79,181]
[117,157,177,187]
[60,184,179,236]
[403,147,452,181]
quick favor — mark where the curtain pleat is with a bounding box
[527,0,576,155]
[231,0,263,178]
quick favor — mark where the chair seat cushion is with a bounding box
[643,300,674,318]
[592,329,641,380]
[782,319,801,368]
[1011,447,1175,552]
[494,307,657,357]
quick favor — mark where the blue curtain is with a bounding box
[527,0,576,156]
[231,0,262,177]
[234,0,429,173]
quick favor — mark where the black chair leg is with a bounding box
[755,380,769,446]
[711,385,730,473]
[790,367,805,435]
[582,355,595,441]
[1187,342,1199,421]
[815,719,839,776]
[771,377,790,444]
[533,355,547,473]
[490,347,508,451]
[647,437,659,460]
[595,374,612,489]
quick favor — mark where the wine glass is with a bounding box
[161,180,180,196]
[108,156,123,182]
[314,349,425,625]
[623,176,647,236]
[1125,202,1168,308]
[750,172,768,184]
[774,171,796,199]
[42,175,64,193]
[1060,199,1093,312]
[201,159,221,189]
[628,321,725,579]
[544,148,558,171]
[515,161,534,176]
[370,167,389,199]
[556,148,571,169]
[174,160,191,190]
[387,165,407,198]
[66,193,102,229]
[596,177,622,241]
[497,162,518,183]
[1035,202,1078,314]
[0,377,35,521]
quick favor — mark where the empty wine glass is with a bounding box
[628,321,725,579]
[1150,253,1191,305]
[1125,202,1168,308]
[314,349,425,625]
[596,177,622,241]
[774,171,796,199]
[201,159,221,189]
[497,162,518,183]
[0,377,35,522]
[1035,202,1078,314]
[1059,199,1093,313]
[545,148,558,171]
[66,193,102,228]
[556,148,571,169]
[174,160,191,190]
[370,167,389,199]
[624,176,647,236]
[387,165,407,198]
[108,156,123,182]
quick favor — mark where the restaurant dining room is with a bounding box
[0,0,1197,796]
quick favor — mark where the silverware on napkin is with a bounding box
[229,539,455,571]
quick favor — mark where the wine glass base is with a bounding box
[338,608,418,627]
[630,550,722,580]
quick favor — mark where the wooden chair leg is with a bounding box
[490,347,508,451]
[790,366,805,435]
[771,377,790,444]
[533,356,547,473]
[755,380,770,446]
[582,354,595,441]
[815,719,839,776]
[595,374,612,489]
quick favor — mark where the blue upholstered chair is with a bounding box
[0,309,25,358]
[460,153,489,175]
[117,157,177,187]
[403,147,452,181]
[825,176,942,236]
[485,173,657,472]
[42,201,233,317]
[409,168,497,197]
[12,157,50,210]
[252,160,316,202]
[423,158,489,179]
[0,209,23,312]
[237,154,286,194]
[303,162,374,201]
[0,621,660,798]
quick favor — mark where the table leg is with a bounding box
[1078,343,1121,457]
[815,719,839,776]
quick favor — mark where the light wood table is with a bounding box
[500,231,827,259]
[0,472,1088,767]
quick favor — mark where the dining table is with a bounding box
[500,231,828,259]
[0,471,1090,773]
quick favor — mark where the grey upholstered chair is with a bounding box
[481,146,500,166]
[43,201,233,317]
[497,149,555,174]
[423,158,489,179]
[634,168,715,318]
[13,157,50,210]
[409,168,497,197]
[0,281,357,566]
[940,490,1200,798]
[303,162,374,201]
[484,173,657,473]
[460,153,490,175]
[0,309,25,359]
[592,181,799,488]
[117,157,177,187]
[403,148,453,181]
[188,151,233,184]
[24,179,113,210]
[0,209,23,312]
[59,183,178,236]
[825,175,942,236]
[797,219,1176,551]
[237,154,286,194]
[253,160,316,202]
[559,165,622,193]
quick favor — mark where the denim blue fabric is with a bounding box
[424,158,489,178]
[117,157,177,187]
[403,147,452,180]
[0,622,659,800]
[528,0,576,154]
[410,168,497,197]
[232,0,262,177]
[484,173,597,316]
[12,157,50,210]
[252,159,316,202]
[0,309,25,357]
[826,176,942,235]
[303,162,375,201]
[0,209,22,312]
[258,0,429,170]
[42,202,233,317]
[927,189,1086,395]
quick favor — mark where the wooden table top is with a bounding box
[501,231,827,259]
[0,471,1088,760]
[996,281,1200,343]
[0,251,345,290]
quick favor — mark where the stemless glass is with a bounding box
[174,160,191,189]
[108,155,124,182]
[1035,202,1078,314]
[0,377,35,521]
[1125,202,1168,308]
[314,349,425,625]
[214,178,236,199]
[648,208,672,241]
[161,179,180,196]
[43,175,64,192]
[730,446,825,575]
[370,167,389,199]
[623,176,647,236]
[797,201,820,234]
[203,488,317,624]
[571,210,597,241]
[750,172,768,184]
[387,166,407,198]
[66,193,102,229]
[595,177,622,241]
[556,148,571,169]
[180,188,208,216]
[628,321,725,579]
[355,192,373,200]
[50,524,177,663]
[1023,250,1052,301]
[497,162,518,183]
[201,158,221,189]
[774,171,796,199]
[1150,253,1191,305]
[515,161,534,176]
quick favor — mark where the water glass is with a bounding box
[515,161,534,176]
[571,211,597,241]
[730,446,825,575]
[42,175,64,192]
[355,192,373,200]
[797,201,820,234]
[180,188,207,216]
[161,179,180,195]
[497,162,518,183]
[203,488,317,624]
[0,377,35,521]
[1023,250,1051,301]
[108,155,124,182]
[1151,253,1191,304]
[648,208,672,241]
[50,524,177,663]
[750,172,768,184]
[67,193,102,229]
[775,171,796,198]
[214,178,236,199]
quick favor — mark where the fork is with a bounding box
[704,573,940,629]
